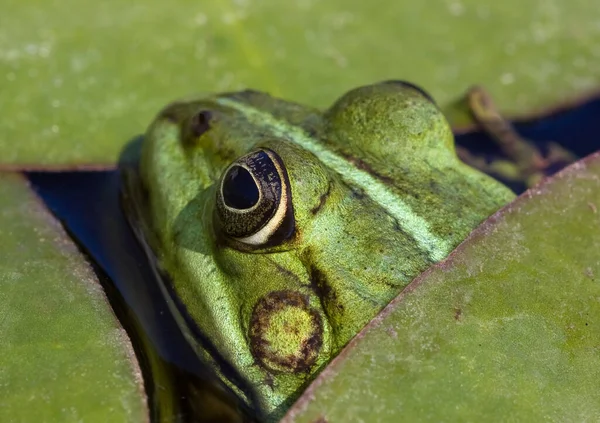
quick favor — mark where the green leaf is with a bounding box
[2,0,600,165]
[0,173,148,422]
[283,151,600,422]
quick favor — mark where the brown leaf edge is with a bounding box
[281,149,600,422]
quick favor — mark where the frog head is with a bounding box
[122,81,514,419]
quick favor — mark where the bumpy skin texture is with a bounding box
[131,82,515,419]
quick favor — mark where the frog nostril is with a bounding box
[222,165,260,210]
[190,110,212,137]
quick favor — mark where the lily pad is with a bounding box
[282,151,600,422]
[2,0,600,166]
[0,173,148,422]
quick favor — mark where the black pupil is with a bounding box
[222,166,260,209]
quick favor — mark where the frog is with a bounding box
[120,80,516,421]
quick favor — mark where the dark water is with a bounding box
[460,97,600,158]
[26,95,600,423]
[456,96,600,191]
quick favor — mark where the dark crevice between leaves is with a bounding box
[455,93,600,193]
[452,86,600,135]
[26,171,253,423]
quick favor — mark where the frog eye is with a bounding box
[381,80,436,104]
[216,148,295,247]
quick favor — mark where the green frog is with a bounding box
[121,81,515,421]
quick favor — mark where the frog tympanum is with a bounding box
[121,81,515,420]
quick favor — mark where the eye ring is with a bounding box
[215,148,295,247]
[381,80,436,105]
